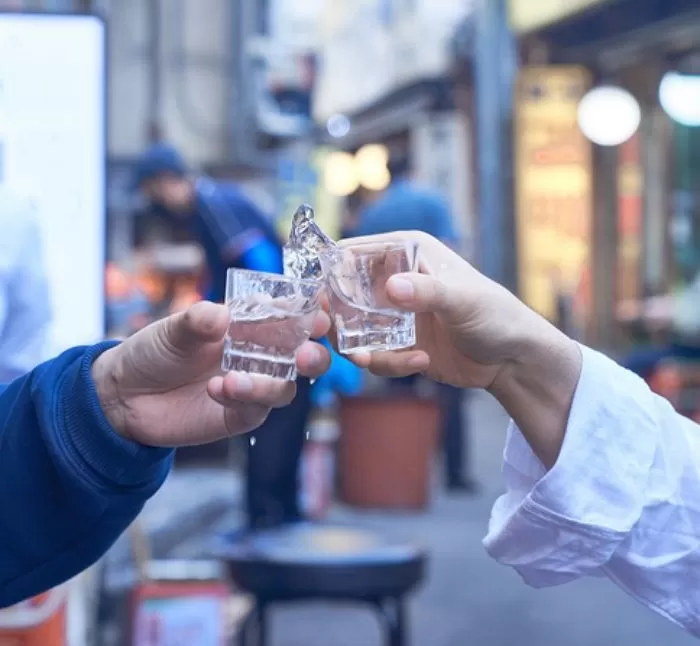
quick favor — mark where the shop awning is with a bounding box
[316,77,453,150]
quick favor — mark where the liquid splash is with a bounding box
[283,204,337,280]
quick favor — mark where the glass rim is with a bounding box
[225,267,322,288]
[324,239,418,256]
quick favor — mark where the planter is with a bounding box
[337,395,440,510]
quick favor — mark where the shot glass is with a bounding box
[222,268,322,381]
[320,240,418,355]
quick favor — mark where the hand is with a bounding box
[336,231,582,468]
[339,231,541,390]
[92,301,331,447]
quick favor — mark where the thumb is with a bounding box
[386,273,459,319]
[161,301,229,354]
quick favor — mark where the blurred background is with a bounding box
[1,0,700,644]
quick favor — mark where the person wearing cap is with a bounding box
[132,143,313,533]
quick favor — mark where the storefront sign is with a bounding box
[508,0,609,34]
[616,133,643,305]
[514,66,593,326]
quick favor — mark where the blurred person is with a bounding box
[133,144,312,532]
[343,230,700,640]
[352,153,477,493]
[0,189,51,382]
[0,302,330,608]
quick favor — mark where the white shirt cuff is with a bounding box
[483,344,658,586]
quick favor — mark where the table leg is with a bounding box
[238,602,269,646]
[378,597,407,646]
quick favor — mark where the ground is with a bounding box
[161,392,696,646]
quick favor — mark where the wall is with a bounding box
[108,0,232,167]
[313,0,471,120]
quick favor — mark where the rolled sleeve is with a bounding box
[484,345,700,635]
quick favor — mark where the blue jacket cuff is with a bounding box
[59,341,173,492]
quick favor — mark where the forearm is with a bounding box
[489,314,582,469]
[484,341,700,636]
[0,344,172,607]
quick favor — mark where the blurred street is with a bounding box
[156,394,696,646]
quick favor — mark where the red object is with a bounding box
[338,396,440,510]
[648,364,683,408]
[0,589,67,646]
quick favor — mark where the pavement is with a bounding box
[168,392,696,646]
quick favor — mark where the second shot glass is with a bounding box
[320,240,418,355]
[222,268,323,381]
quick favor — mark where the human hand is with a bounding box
[337,231,550,390]
[91,301,331,447]
[334,231,582,467]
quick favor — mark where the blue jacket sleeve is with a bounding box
[0,342,173,607]
[239,239,284,274]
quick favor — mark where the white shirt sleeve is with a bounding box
[484,345,700,636]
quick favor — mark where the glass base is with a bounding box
[221,351,297,381]
[337,327,416,355]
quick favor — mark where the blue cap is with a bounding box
[132,143,188,190]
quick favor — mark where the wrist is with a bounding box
[91,346,130,441]
[489,318,582,468]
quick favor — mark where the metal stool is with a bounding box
[213,524,426,646]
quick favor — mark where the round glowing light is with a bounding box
[355,144,390,190]
[355,143,389,167]
[326,113,351,138]
[323,151,358,197]
[577,86,641,146]
[360,166,391,191]
[659,72,700,127]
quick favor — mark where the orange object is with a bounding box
[338,396,440,510]
[649,363,683,408]
[0,589,67,646]
[106,263,135,301]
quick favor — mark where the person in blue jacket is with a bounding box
[133,144,313,531]
[0,301,331,608]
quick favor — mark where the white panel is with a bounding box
[0,13,106,354]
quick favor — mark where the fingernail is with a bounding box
[390,277,414,301]
[408,355,426,368]
[235,373,254,393]
[307,345,322,364]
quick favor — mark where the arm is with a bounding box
[486,325,700,636]
[0,343,172,607]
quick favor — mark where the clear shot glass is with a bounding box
[222,269,322,381]
[320,240,418,355]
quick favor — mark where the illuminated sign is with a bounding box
[514,66,593,329]
[508,0,609,33]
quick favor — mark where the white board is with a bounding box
[0,13,106,357]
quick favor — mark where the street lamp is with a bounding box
[659,71,700,127]
[577,85,641,146]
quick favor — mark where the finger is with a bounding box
[163,301,229,353]
[310,310,331,339]
[207,372,296,409]
[296,341,331,379]
[385,273,453,316]
[366,350,430,378]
